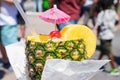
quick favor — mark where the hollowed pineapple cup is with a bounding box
[26,38,87,80]
[25,24,96,80]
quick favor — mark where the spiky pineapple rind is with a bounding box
[26,39,87,80]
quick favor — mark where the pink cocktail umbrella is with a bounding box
[39,5,71,25]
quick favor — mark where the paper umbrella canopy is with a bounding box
[39,5,71,24]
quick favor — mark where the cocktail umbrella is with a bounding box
[39,5,71,28]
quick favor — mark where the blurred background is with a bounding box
[0,0,120,80]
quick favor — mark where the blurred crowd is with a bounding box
[0,0,120,79]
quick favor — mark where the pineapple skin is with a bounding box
[26,39,87,80]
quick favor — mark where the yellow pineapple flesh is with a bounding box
[60,24,96,58]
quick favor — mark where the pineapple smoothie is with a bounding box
[26,24,96,80]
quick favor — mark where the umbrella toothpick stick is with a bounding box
[54,5,58,31]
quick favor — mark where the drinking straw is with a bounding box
[13,0,40,41]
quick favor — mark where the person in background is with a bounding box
[34,0,43,12]
[17,0,26,40]
[42,0,49,11]
[48,0,86,31]
[80,0,98,27]
[95,0,119,75]
[35,0,39,12]
[0,0,21,69]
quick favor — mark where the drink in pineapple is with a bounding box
[26,24,96,80]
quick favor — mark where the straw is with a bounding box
[13,0,40,41]
[13,0,29,27]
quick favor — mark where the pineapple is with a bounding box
[26,24,96,80]
[26,39,87,80]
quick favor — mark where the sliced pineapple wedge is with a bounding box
[60,24,96,58]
